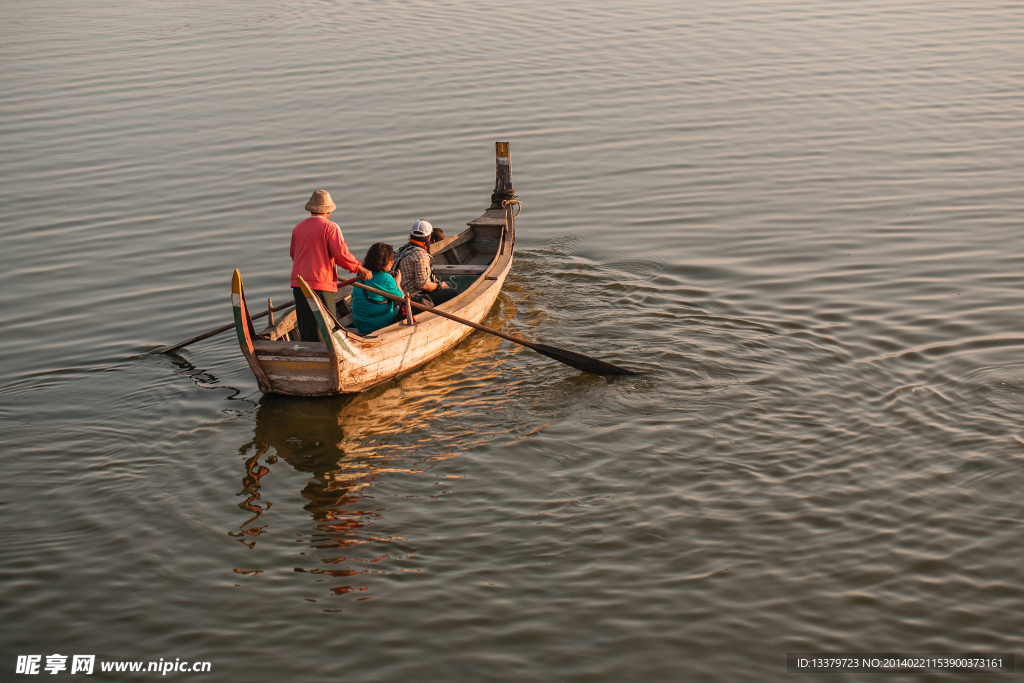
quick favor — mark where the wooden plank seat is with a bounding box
[254,340,330,358]
[432,264,489,277]
[462,253,495,266]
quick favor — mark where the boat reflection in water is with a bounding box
[231,294,518,595]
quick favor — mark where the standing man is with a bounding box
[392,219,460,306]
[290,190,371,341]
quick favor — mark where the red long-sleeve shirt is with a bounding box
[289,215,361,292]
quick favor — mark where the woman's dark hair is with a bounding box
[429,228,445,243]
[363,242,395,273]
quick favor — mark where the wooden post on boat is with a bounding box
[405,293,414,325]
[267,298,274,327]
[467,142,516,242]
[489,142,513,209]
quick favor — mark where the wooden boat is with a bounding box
[231,142,518,396]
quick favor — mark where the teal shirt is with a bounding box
[352,271,403,335]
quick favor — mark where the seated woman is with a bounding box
[351,243,405,335]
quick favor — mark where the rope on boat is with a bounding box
[491,187,518,208]
[500,197,522,255]
[502,198,522,231]
[501,197,522,217]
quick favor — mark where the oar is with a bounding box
[156,276,361,354]
[351,282,638,376]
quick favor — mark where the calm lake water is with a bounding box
[2,0,1023,680]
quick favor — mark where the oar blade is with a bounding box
[530,343,639,376]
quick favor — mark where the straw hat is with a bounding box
[305,189,337,214]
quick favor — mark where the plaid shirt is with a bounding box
[392,241,434,296]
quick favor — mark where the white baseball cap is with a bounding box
[410,219,433,238]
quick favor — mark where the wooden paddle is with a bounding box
[351,282,638,376]
[157,276,361,354]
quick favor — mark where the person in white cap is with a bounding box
[290,190,371,341]
[391,219,460,306]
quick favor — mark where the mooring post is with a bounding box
[489,141,514,209]
[267,298,275,327]
[468,142,515,231]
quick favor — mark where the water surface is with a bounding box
[2,0,1023,680]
